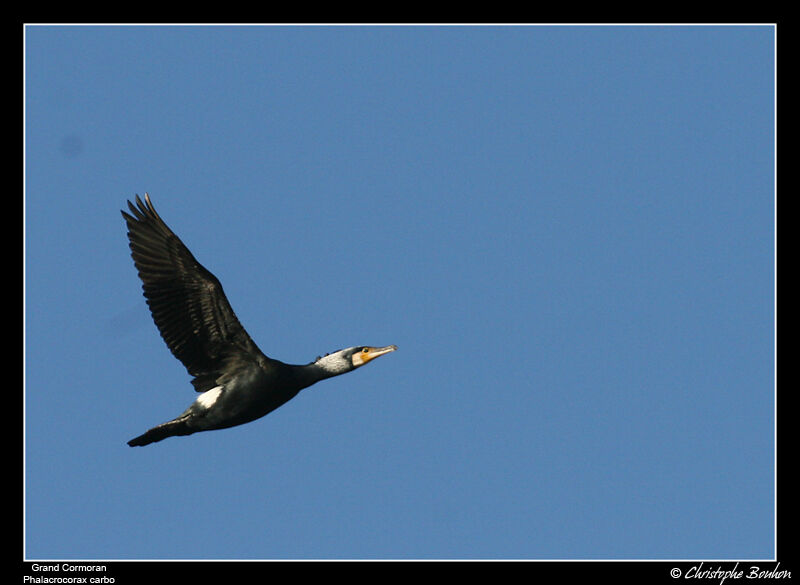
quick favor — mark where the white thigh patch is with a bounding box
[196,386,223,409]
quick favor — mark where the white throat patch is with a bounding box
[315,351,352,375]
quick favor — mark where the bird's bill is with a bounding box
[353,345,398,367]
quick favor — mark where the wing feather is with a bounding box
[121,194,267,389]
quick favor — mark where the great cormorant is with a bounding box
[122,194,396,447]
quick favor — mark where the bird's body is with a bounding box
[122,194,396,447]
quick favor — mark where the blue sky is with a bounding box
[24,25,775,560]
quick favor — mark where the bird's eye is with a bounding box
[362,348,369,353]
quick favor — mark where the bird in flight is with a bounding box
[122,194,396,447]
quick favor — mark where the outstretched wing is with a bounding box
[121,193,268,390]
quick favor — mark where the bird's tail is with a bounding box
[127,415,195,447]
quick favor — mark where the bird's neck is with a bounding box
[290,356,350,389]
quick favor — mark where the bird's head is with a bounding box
[314,345,398,375]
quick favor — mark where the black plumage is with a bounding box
[122,194,396,447]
